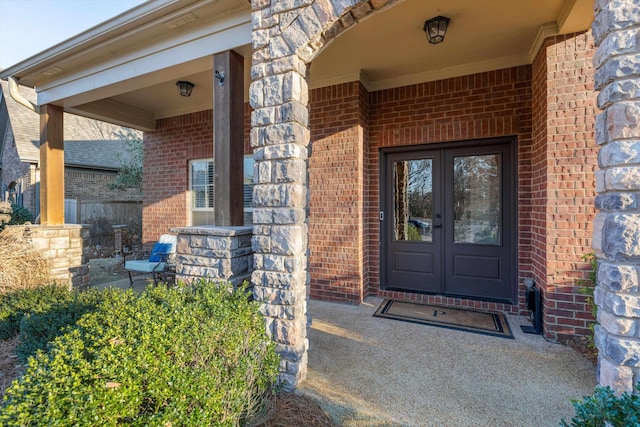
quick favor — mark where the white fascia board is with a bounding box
[37,12,251,107]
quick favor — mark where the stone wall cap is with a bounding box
[22,224,91,230]
[171,225,253,236]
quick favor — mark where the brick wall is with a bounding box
[367,66,533,315]
[308,82,367,303]
[141,50,595,339]
[531,32,598,341]
[142,106,252,247]
[65,168,142,202]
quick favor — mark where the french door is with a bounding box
[382,140,516,303]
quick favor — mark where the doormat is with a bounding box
[374,299,514,339]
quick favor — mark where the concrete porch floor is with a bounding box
[300,297,597,427]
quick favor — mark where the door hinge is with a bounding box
[379,211,384,221]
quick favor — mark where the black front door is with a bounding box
[383,140,515,303]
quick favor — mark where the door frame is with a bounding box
[379,136,519,304]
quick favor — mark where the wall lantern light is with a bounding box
[176,80,195,97]
[423,16,450,44]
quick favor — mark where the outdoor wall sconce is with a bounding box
[423,16,450,44]
[214,70,225,86]
[176,80,195,97]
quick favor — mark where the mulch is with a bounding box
[257,392,336,427]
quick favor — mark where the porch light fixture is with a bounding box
[176,80,195,97]
[423,16,450,44]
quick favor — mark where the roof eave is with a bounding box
[0,0,194,85]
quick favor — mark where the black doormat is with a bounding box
[374,299,514,339]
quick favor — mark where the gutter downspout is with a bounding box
[7,77,39,113]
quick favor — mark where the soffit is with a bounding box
[0,0,593,130]
[310,0,594,90]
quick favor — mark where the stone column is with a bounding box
[592,0,640,393]
[250,4,311,388]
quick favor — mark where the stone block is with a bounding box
[598,262,639,292]
[602,213,640,261]
[269,35,294,60]
[31,237,50,250]
[249,80,264,110]
[312,0,337,27]
[176,236,191,254]
[273,159,307,183]
[605,166,640,191]
[598,286,640,317]
[262,143,308,160]
[330,0,359,16]
[596,111,608,145]
[598,309,637,336]
[606,335,640,366]
[252,235,271,253]
[271,225,305,255]
[206,236,233,250]
[599,140,640,167]
[259,271,306,289]
[599,356,635,393]
[273,318,305,346]
[598,78,640,109]
[605,101,640,141]
[595,192,637,211]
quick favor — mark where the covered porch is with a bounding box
[1,0,638,394]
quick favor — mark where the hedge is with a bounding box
[0,280,279,426]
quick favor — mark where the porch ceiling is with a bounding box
[0,0,592,130]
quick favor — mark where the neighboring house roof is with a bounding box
[0,80,138,170]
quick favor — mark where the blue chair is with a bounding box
[124,234,177,286]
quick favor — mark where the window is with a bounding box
[189,160,215,226]
[189,156,254,226]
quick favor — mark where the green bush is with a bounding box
[8,204,33,226]
[0,285,103,363]
[0,280,279,426]
[17,289,103,363]
[560,385,640,427]
[0,285,79,340]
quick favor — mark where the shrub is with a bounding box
[8,204,33,226]
[0,285,74,340]
[0,226,52,294]
[17,289,104,363]
[560,385,640,427]
[0,203,34,231]
[0,280,280,426]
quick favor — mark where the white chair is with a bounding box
[124,234,177,286]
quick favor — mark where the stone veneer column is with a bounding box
[171,226,253,288]
[250,0,394,389]
[592,0,640,393]
[250,2,314,389]
[21,224,91,289]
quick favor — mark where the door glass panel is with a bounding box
[453,154,501,244]
[393,159,433,242]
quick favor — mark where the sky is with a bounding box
[0,0,147,69]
